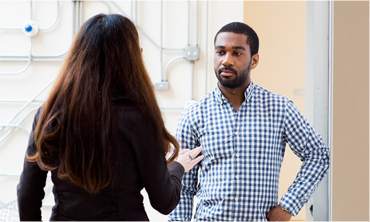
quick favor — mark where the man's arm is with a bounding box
[277,101,330,217]
[169,110,200,222]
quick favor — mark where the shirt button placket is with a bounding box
[232,113,239,221]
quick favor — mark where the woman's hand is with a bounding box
[176,146,204,173]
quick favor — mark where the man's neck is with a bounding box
[218,82,250,113]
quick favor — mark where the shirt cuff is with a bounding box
[279,192,305,217]
[168,161,185,178]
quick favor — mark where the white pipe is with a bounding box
[102,0,110,14]
[0,125,29,136]
[204,1,208,96]
[79,0,82,28]
[0,37,32,75]
[75,1,79,35]
[0,1,59,31]
[160,0,163,81]
[195,0,198,46]
[0,99,45,103]
[110,0,161,49]
[131,0,134,22]
[134,0,137,25]
[0,1,74,59]
[30,0,33,20]
[0,27,21,31]
[328,1,334,221]
[164,56,185,82]
[187,0,190,46]
[0,107,40,143]
[32,1,74,58]
[4,78,54,128]
[190,61,194,100]
[39,1,60,31]
[0,58,63,62]
[162,47,185,51]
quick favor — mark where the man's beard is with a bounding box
[215,60,252,89]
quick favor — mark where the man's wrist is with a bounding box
[280,205,292,215]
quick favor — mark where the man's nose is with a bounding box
[221,52,234,66]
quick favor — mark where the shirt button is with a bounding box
[236,153,240,157]
[235,132,239,135]
[235,175,239,179]
[235,198,238,201]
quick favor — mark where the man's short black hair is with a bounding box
[214,22,259,56]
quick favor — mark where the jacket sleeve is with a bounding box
[130,114,185,215]
[169,110,200,222]
[279,101,330,216]
[17,108,48,221]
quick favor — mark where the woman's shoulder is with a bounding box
[113,97,145,127]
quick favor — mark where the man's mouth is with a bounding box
[219,69,236,77]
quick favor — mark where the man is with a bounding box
[168,22,329,221]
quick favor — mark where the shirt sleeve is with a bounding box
[130,114,185,215]
[17,108,48,221]
[168,110,201,222]
[279,101,330,216]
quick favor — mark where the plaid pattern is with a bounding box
[169,82,329,221]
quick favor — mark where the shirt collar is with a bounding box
[215,81,255,105]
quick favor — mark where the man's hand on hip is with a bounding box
[266,205,292,221]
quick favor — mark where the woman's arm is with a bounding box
[130,114,189,214]
[17,108,48,221]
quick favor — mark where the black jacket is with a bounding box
[17,97,184,221]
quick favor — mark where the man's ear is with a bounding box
[251,53,259,70]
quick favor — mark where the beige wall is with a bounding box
[332,1,369,221]
[244,1,306,220]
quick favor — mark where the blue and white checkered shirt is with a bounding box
[169,81,330,221]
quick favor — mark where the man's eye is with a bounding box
[217,51,225,55]
[234,52,242,56]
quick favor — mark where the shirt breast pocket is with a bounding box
[199,127,233,161]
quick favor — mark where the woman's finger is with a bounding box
[179,149,189,155]
[188,146,202,160]
[191,155,204,165]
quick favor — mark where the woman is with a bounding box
[17,14,203,221]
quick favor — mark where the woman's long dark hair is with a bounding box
[28,14,179,194]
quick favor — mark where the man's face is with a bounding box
[214,32,258,89]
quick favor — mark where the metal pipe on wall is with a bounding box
[0,1,59,31]
[0,107,40,143]
[38,1,60,31]
[79,0,83,30]
[204,1,208,96]
[160,0,164,82]
[328,1,334,220]
[0,58,64,62]
[30,0,33,21]
[0,99,44,103]
[0,124,29,136]
[195,1,198,47]
[102,0,110,14]
[0,1,74,59]
[0,78,55,143]
[164,56,186,82]
[190,61,194,100]
[187,0,190,46]
[0,37,32,75]
[0,0,205,143]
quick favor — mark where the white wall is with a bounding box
[0,1,243,221]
